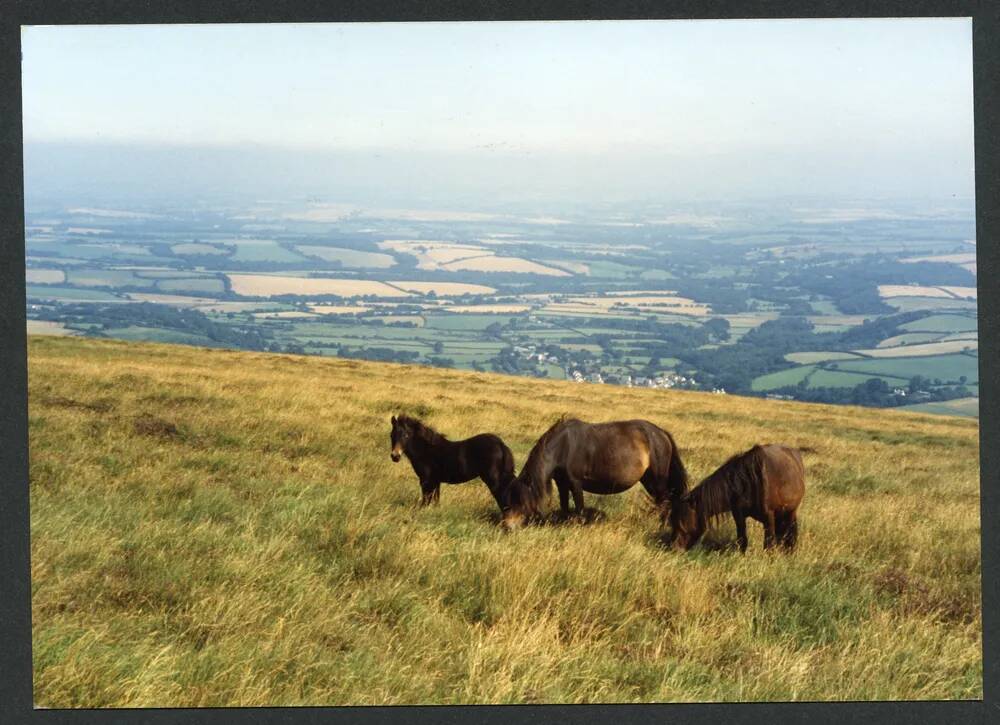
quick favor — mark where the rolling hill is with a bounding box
[27,335,982,706]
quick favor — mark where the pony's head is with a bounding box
[498,469,544,530]
[389,415,417,462]
[668,492,705,550]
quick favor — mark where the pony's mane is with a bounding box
[521,414,573,475]
[685,445,765,528]
[397,414,448,445]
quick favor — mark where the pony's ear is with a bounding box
[391,415,397,425]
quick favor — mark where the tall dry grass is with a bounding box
[27,336,981,706]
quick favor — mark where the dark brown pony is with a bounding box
[502,416,688,529]
[669,444,805,553]
[390,415,516,512]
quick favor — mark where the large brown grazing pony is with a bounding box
[502,416,688,529]
[668,444,805,553]
[389,415,516,511]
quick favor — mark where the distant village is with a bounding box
[510,342,726,394]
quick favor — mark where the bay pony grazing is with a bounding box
[669,444,805,553]
[503,416,688,530]
[389,415,516,512]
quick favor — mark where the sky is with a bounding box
[20,19,975,206]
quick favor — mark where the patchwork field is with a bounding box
[27,336,981,706]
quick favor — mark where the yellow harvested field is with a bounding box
[26,269,66,284]
[878,285,954,299]
[940,287,978,300]
[26,320,76,336]
[378,240,569,277]
[855,339,979,357]
[378,241,488,270]
[392,281,496,296]
[66,227,110,235]
[447,304,532,314]
[542,294,710,316]
[308,304,371,315]
[442,256,571,276]
[226,275,409,298]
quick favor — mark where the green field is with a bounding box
[102,326,220,346]
[423,314,516,331]
[886,298,977,313]
[835,354,978,385]
[751,365,816,391]
[899,315,979,334]
[805,368,903,389]
[156,277,228,295]
[67,269,145,288]
[26,285,123,301]
[295,246,396,268]
[171,243,230,256]
[877,333,945,348]
[585,261,640,278]
[784,351,863,365]
[225,241,308,263]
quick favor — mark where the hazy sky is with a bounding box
[20,19,975,204]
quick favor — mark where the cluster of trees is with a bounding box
[770,377,972,408]
[677,313,930,393]
[37,302,271,351]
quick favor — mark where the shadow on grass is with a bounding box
[654,529,743,554]
[475,506,608,529]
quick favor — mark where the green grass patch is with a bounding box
[751,365,815,391]
[899,315,978,334]
[835,354,978,385]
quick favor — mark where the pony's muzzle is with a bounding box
[390,453,401,462]
[501,511,525,531]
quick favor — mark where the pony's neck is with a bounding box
[405,423,440,456]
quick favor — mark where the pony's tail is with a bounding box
[664,431,690,501]
[500,445,517,489]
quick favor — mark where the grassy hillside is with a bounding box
[27,336,982,706]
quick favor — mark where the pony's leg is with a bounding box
[732,510,749,553]
[420,478,439,506]
[553,472,571,516]
[640,471,668,526]
[567,476,586,515]
[762,510,777,549]
[781,511,799,550]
